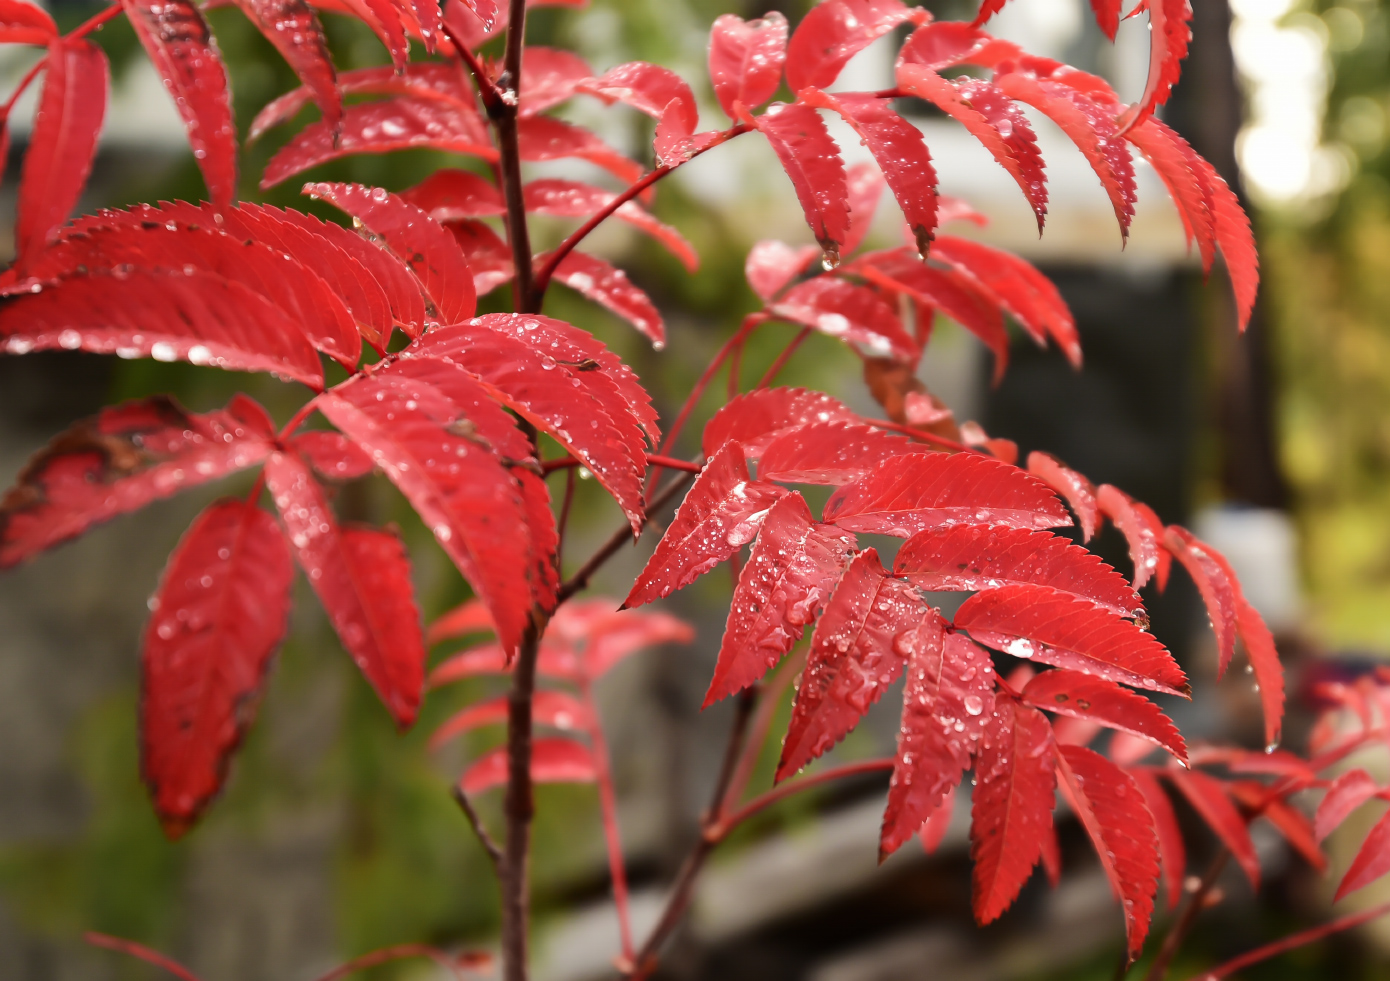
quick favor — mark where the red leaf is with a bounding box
[290,431,374,481]
[402,168,505,220]
[1316,769,1380,843]
[955,583,1188,696]
[429,641,579,685]
[226,0,340,135]
[971,697,1057,923]
[919,784,957,854]
[461,737,596,795]
[705,493,856,706]
[523,179,698,272]
[745,240,819,303]
[799,91,938,257]
[1026,451,1098,541]
[15,39,107,264]
[431,690,589,749]
[448,220,514,295]
[319,0,411,68]
[1194,152,1260,331]
[1096,484,1166,591]
[0,268,325,389]
[770,276,917,362]
[702,387,857,459]
[896,66,1047,233]
[121,0,236,210]
[547,251,664,347]
[427,598,493,646]
[581,608,696,678]
[1338,808,1390,901]
[786,0,925,92]
[1056,745,1160,959]
[519,45,592,116]
[516,116,644,184]
[1117,0,1191,133]
[931,236,1079,366]
[894,525,1142,618]
[653,114,723,168]
[315,367,537,655]
[996,73,1136,240]
[0,0,55,43]
[777,549,924,779]
[882,617,994,855]
[1236,599,1286,750]
[626,441,786,608]
[1022,669,1185,761]
[262,97,497,189]
[141,500,293,836]
[1165,768,1261,889]
[580,61,698,136]
[1124,117,1215,272]
[264,453,424,725]
[824,451,1072,538]
[1089,0,1122,39]
[0,395,273,568]
[971,0,1007,26]
[1228,780,1326,873]
[843,162,887,257]
[307,181,476,327]
[754,102,852,264]
[1163,525,1238,676]
[707,12,787,120]
[1130,768,1187,912]
[758,421,916,485]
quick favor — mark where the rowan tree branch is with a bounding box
[1142,849,1230,981]
[452,784,503,871]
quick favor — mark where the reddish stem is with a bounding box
[2,55,46,117]
[722,648,809,812]
[543,453,703,475]
[1187,900,1390,980]
[726,334,747,400]
[579,672,635,961]
[757,326,813,389]
[710,759,894,840]
[441,19,505,113]
[872,417,972,453]
[67,3,124,40]
[309,943,475,981]
[84,933,203,981]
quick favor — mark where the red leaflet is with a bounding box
[523,179,698,272]
[15,39,107,264]
[931,236,1079,365]
[580,609,695,678]
[758,422,916,485]
[745,240,819,303]
[1195,153,1260,331]
[519,46,593,116]
[264,453,424,726]
[320,0,411,68]
[226,0,340,135]
[427,599,493,646]
[429,642,580,685]
[1096,484,1165,590]
[1026,451,1098,541]
[1056,746,1160,959]
[315,370,536,655]
[896,67,1047,233]
[0,395,273,568]
[971,0,1007,26]
[705,494,856,705]
[843,162,887,257]
[625,441,786,608]
[1316,769,1379,843]
[580,62,698,136]
[307,182,476,327]
[754,102,851,264]
[1130,768,1186,912]
[0,268,325,389]
[704,389,859,461]
[882,619,995,855]
[517,116,644,185]
[1163,525,1237,675]
[1228,781,1326,872]
[707,12,787,120]
[141,500,293,836]
[919,784,957,854]
[824,451,1071,538]
[290,431,374,481]
[1165,768,1261,889]
[461,738,596,795]
[971,698,1057,924]
[547,251,665,347]
[1236,600,1286,750]
[770,277,918,362]
[448,220,514,295]
[1022,669,1185,761]
[786,0,925,92]
[0,0,55,44]
[778,549,926,779]
[1124,117,1216,272]
[402,169,505,220]
[894,525,1142,618]
[1118,0,1192,133]
[799,91,939,258]
[121,0,237,210]
[262,98,498,189]
[431,690,590,749]
[956,583,1188,695]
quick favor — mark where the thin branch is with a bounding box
[556,466,577,569]
[1189,900,1390,980]
[544,453,703,475]
[67,2,124,40]
[492,0,536,315]
[1142,849,1230,981]
[441,19,505,113]
[501,617,542,981]
[309,943,476,981]
[580,673,635,961]
[722,648,808,812]
[871,417,972,453]
[2,55,46,117]
[452,784,503,871]
[84,933,203,981]
[711,759,895,840]
[757,327,813,389]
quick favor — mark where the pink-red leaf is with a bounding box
[708,11,787,119]
[461,737,596,795]
[579,608,695,678]
[290,431,374,481]
[1124,116,1216,272]
[0,0,55,44]
[882,617,994,855]
[919,784,957,854]
[547,250,664,347]
[1131,768,1186,912]
[1316,770,1380,844]
[1228,780,1326,872]
[777,549,925,779]
[971,697,1057,923]
[770,276,917,362]
[755,102,851,264]
[580,61,697,135]
[1096,484,1166,590]
[228,0,340,135]
[786,0,925,92]
[141,500,293,837]
[1026,451,1098,541]
[402,169,505,221]
[448,220,514,296]
[1165,768,1261,889]
[1022,669,1185,761]
[121,0,236,210]
[523,179,698,272]
[955,583,1188,696]
[894,524,1142,617]
[1163,525,1238,675]
[431,690,589,749]
[516,116,644,184]
[625,440,786,608]
[519,45,593,116]
[264,452,424,725]
[428,642,579,685]
[842,162,887,257]
[758,421,916,485]
[703,387,858,459]
[1117,0,1191,133]
[15,39,107,264]
[1337,808,1390,900]
[1056,745,1160,959]
[745,240,819,303]
[825,451,1072,538]
[0,395,273,568]
[1195,152,1260,331]
[705,493,856,706]
[1236,598,1286,750]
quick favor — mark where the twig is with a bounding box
[544,453,703,475]
[441,19,505,113]
[1143,849,1230,981]
[722,648,808,812]
[492,0,536,316]
[309,942,477,981]
[84,933,203,981]
[711,759,895,839]
[67,3,124,40]
[452,784,503,871]
[580,673,635,961]
[1187,899,1390,980]
[757,327,813,389]
[556,466,577,568]
[500,617,542,981]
